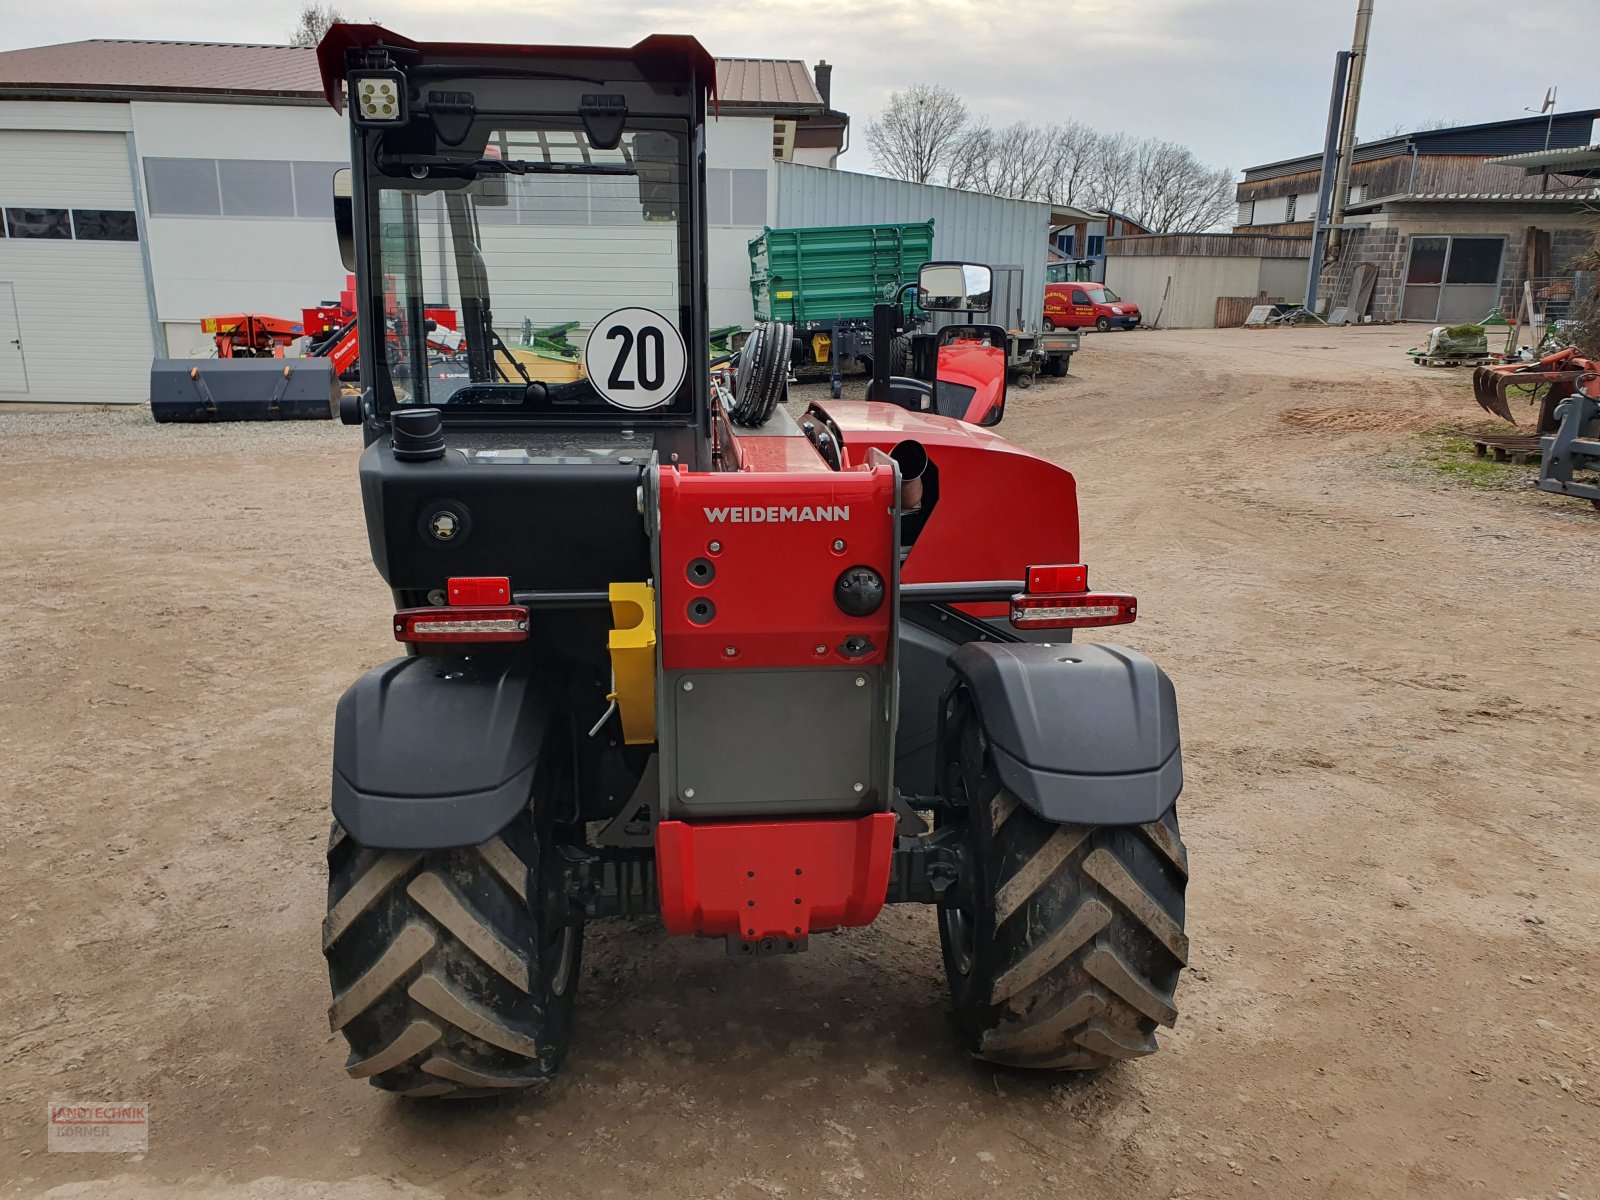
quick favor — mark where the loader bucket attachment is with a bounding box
[1472,365,1517,424]
[150,358,338,422]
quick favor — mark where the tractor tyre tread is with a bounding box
[324,814,577,1097]
[941,702,1187,1071]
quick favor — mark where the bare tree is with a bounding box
[1119,139,1236,233]
[865,86,1236,231]
[290,3,347,48]
[865,84,969,185]
[1038,121,1099,208]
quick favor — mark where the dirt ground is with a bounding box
[3,325,1598,1200]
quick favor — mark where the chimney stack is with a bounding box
[813,60,832,108]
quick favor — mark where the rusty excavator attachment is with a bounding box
[1472,348,1586,425]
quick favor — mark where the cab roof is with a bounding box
[315,23,717,112]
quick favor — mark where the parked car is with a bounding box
[1043,281,1141,332]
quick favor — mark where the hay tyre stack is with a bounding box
[322,801,581,1098]
[938,691,1188,1070]
[729,320,793,427]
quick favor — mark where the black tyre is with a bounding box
[1095,316,1112,332]
[1046,354,1070,378]
[1042,317,1056,332]
[322,804,580,1097]
[730,320,792,427]
[938,692,1188,1069]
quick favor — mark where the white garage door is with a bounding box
[0,129,155,403]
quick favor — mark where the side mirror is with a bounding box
[332,168,355,273]
[918,261,993,313]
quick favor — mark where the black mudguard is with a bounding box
[947,641,1181,826]
[332,655,558,850]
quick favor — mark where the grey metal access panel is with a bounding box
[666,667,888,818]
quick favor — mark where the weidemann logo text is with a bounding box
[703,506,849,523]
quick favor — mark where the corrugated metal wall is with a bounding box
[774,163,1049,330]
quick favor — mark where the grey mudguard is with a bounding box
[948,641,1181,825]
[331,655,555,850]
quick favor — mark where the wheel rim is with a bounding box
[941,903,975,977]
[548,924,577,998]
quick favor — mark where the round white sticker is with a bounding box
[583,307,688,411]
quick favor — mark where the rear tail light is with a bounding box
[1011,562,1136,629]
[1010,593,1136,628]
[394,606,529,643]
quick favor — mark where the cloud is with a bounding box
[2,0,1595,175]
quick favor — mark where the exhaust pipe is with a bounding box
[890,440,929,513]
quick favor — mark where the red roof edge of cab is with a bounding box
[315,23,718,113]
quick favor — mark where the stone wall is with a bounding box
[1316,226,1403,320]
[1313,209,1595,322]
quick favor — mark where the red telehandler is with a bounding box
[316,24,1188,1098]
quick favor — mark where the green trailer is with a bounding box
[749,221,934,397]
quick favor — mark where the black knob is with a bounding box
[835,565,885,617]
[391,407,446,461]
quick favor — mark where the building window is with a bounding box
[144,158,346,219]
[1059,231,1075,255]
[707,167,767,227]
[218,159,295,218]
[5,208,72,238]
[71,209,139,241]
[1285,194,1298,222]
[1237,200,1255,225]
[1086,234,1105,258]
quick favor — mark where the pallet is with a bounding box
[1411,354,1496,368]
[1472,434,1543,464]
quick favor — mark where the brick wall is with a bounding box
[1316,227,1403,320]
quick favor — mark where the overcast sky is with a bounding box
[2,0,1595,174]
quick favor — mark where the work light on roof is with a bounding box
[350,71,406,125]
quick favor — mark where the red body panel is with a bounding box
[824,402,1080,587]
[656,814,896,942]
[656,462,897,669]
[937,342,1007,424]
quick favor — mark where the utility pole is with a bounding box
[1326,0,1375,261]
[1304,50,1351,314]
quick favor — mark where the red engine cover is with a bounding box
[656,462,897,670]
[656,814,896,943]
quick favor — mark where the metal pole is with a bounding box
[1327,0,1375,260]
[1544,85,1558,151]
[1305,50,1351,313]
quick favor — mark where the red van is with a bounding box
[1043,279,1141,332]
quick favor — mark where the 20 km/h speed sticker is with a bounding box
[584,307,688,410]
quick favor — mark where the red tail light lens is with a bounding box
[447,576,510,605]
[1010,592,1136,629]
[1026,564,1088,593]
[394,605,530,643]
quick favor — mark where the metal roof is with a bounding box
[1348,189,1600,210]
[0,38,828,112]
[0,39,324,100]
[1242,110,1600,183]
[716,58,821,109]
[1486,143,1600,176]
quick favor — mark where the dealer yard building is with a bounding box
[0,38,847,404]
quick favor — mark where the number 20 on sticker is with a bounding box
[584,307,688,410]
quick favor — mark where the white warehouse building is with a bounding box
[0,38,847,404]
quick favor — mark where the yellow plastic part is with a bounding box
[607,583,657,745]
[812,331,831,363]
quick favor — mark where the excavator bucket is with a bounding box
[1472,350,1584,426]
[1472,365,1517,423]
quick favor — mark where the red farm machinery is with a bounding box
[315,24,1189,1098]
